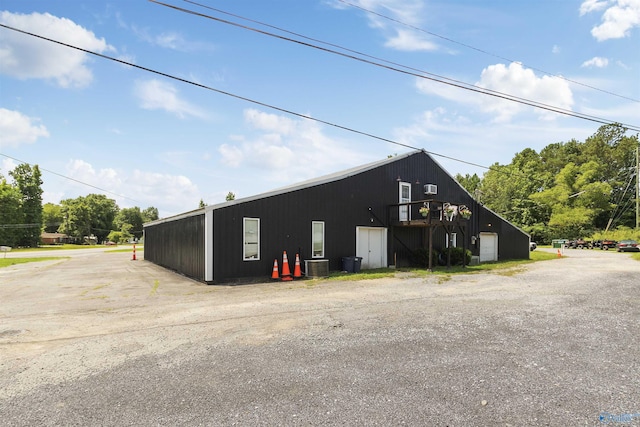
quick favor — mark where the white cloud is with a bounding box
[581,56,609,67]
[0,11,114,87]
[332,0,436,52]
[130,25,215,52]
[0,157,18,178]
[0,108,49,148]
[384,29,438,51]
[552,45,561,54]
[218,109,374,184]
[61,159,199,217]
[476,63,574,122]
[581,0,640,40]
[392,107,592,175]
[134,79,207,119]
[579,0,610,15]
[416,62,574,122]
[66,159,122,190]
[128,170,200,215]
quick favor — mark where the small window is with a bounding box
[243,218,260,260]
[312,221,325,258]
[445,232,457,248]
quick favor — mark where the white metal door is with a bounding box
[356,227,387,269]
[399,182,411,221]
[479,232,498,262]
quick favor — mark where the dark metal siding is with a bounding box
[210,151,502,282]
[144,214,205,281]
[478,209,530,260]
[145,151,529,283]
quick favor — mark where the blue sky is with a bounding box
[1,0,639,218]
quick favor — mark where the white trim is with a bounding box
[204,209,213,281]
[399,181,411,221]
[243,217,260,261]
[312,221,325,258]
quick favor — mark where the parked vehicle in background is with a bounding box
[567,238,592,249]
[530,242,537,251]
[593,239,617,250]
[616,240,639,252]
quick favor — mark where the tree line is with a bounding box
[1,164,158,247]
[3,124,637,248]
[455,124,639,244]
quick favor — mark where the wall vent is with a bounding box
[424,184,438,195]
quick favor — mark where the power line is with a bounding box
[0,22,628,189]
[183,0,632,129]
[0,152,144,204]
[152,1,640,132]
[337,0,640,104]
[0,22,497,171]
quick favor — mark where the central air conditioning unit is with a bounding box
[305,260,329,278]
[424,184,438,195]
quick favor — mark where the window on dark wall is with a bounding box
[399,182,411,221]
[243,217,260,260]
[312,221,325,258]
[445,232,457,248]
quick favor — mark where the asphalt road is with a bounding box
[1,247,639,426]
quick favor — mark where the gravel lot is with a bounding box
[1,248,639,426]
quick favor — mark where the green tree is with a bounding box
[58,194,118,243]
[0,178,23,247]
[58,199,91,242]
[199,199,207,208]
[141,206,159,223]
[9,164,43,247]
[454,173,481,195]
[530,161,612,238]
[42,203,63,233]
[582,124,638,228]
[107,230,123,244]
[225,192,236,201]
[114,207,144,239]
[478,124,638,241]
[85,194,118,242]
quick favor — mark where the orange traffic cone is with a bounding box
[281,251,293,281]
[271,259,279,280]
[131,243,137,261]
[293,254,302,278]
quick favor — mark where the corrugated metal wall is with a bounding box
[478,209,530,260]
[208,151,508,283]
[143,151,529,284]
[144,214,205,281]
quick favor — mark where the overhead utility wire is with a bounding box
[0,23,493,172]
[182,0,622,128]
[0,152,144,204]
[154,1,640,132]
[338,0,640,104]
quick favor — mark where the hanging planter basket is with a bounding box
[459,205,471,220]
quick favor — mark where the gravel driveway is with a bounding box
[1,248,639,426]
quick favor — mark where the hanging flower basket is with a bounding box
[419,207,430,217]
[444,208,456,221]
[460,209,472,219]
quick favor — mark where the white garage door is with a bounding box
[356,227,387,269]
[479,232,498,262]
